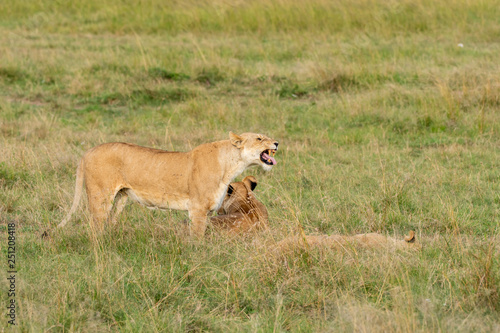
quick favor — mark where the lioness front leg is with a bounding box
[189,208,209,238]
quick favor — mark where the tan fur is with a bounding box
[58,132,278,237]
[277,231,421,251]
[209,176,269,234]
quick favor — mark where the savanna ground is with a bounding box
[1,0,500,331]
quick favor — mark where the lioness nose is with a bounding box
[274,142,279,149]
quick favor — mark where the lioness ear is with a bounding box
[227,184,234,197]
[229,132,244,148]
[243,176,257,191]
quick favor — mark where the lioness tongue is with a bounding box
[262,152,277,165]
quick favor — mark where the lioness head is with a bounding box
[218,175,259,215]
[230,132,278,171]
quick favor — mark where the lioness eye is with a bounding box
[257,138,262,141]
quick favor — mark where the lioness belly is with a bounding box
[125,188,189,210]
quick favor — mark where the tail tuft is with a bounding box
[404,230,416,243]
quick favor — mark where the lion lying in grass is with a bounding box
[58,132,278,238]
[276,230,421,251]
[212,176,420,250]
[209,175,269,234]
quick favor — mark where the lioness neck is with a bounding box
[216,140,248,183]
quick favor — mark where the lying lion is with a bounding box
[203,176,422,250]
[207,175,419,251]
[276,231,421,251]
[209,175,269,234]
[58,132,278,237]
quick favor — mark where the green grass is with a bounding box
[1,0,500,331]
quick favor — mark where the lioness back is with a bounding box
[84,143,191,208]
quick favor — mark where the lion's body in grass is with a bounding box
[276,231,421,251]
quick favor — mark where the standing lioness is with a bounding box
[58,132,278,237]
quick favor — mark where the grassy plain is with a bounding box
[1,0,500,331]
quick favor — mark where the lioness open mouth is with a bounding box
[260,149,277,165]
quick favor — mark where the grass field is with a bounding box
[1,0,500,331]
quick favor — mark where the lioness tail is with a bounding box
[58,159,85,228]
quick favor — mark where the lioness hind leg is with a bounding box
[110,190,128,225]
[86,188,116,232]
